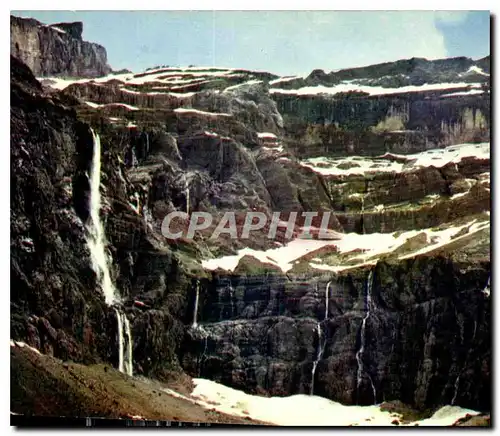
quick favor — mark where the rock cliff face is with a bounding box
[10,15,111,77]
[181,253,490,411]
[10,15,491,419]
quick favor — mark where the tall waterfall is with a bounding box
[355,270,377,404]
[310,281,331,395]
[192,281,200,328]
[87,130,133,376]
[87,131,117,306]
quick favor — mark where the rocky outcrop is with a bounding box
[11,15,111,77]
[276,91,490,158]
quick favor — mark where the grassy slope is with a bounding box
[10,345,267,425]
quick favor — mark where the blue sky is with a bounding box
[12,10,490,75]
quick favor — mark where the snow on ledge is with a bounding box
[257,132,278,139]
[300,142,490,176]
[467,66,489,77]
[441,90,485,98]
[269,75,303,85]
[269,82,483,97]
[307,219,490,274]
[11,340,41,355]
[84,101,139,111]
[202,218,489,275]
[202,235,342,273]
[173,107,232,117]
[224,80,263,92]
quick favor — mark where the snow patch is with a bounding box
[257,132,278,139]
[12,341,41,355]
[270,82,483,97]
[85,101,139,111]
[173,108,232,117]
[224,79,263,92]
[467,66,489,77]
[308,219,490,273]
[202,235,342,273]
[269,75,303,85]
[300,142,490,176]
[441,90,485,98]
[186,378,479,426]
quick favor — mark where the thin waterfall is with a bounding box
[115,309,124,373]
[229,284,235,318]
[452,319,478,405]
[123,315,133,376]
[184,173,191,216]
[361,194,366,235]
[87,130,133,376]
[192,281,200,328]
[325,281,331,321]
[310,324,323,396]
[310,281,331,395]
[355,269,377,404]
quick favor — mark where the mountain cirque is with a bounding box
[10,15,490,425]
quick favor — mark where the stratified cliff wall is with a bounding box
[11,15,111,77]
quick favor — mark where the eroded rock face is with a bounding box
[11,55,109,363]
[10,55,193,378]
[11,15,111,77]
[181,255,491,411]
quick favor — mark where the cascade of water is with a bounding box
[88,130,133,376]
[192,281,200,328]
[87,131,117,306]
[325,281,331,321]
[310,281,332,396]
[361,194,365,235]
[310,324,323,396]
[115,310,133,376]
[115,309,124,373]
[355,269,377,404]
[123,315,133,376]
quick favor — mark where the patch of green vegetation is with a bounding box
[380,400,434,424]
[390,232,429,256]
[233,255,282,276]
[336,161,361,170]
